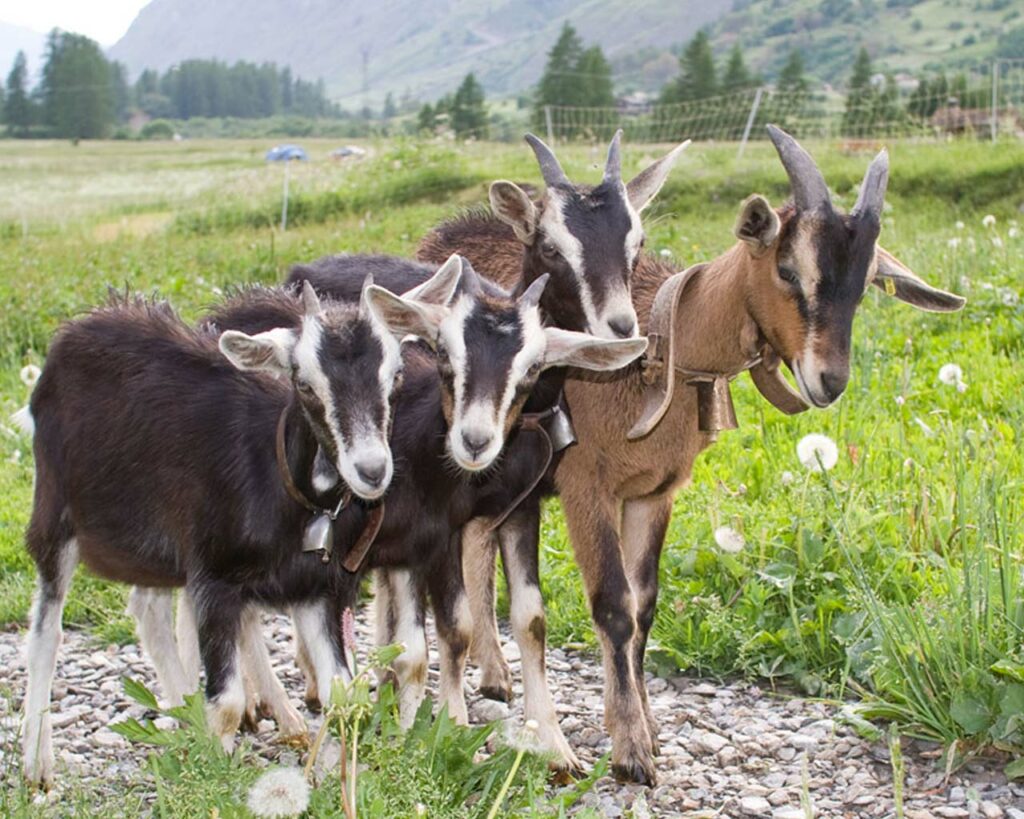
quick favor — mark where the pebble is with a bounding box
[0,615,1017,817]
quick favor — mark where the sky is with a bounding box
[1,0,150,45]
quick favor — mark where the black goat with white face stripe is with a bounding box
[488,132,689,340]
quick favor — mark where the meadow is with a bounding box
[0,135,1021,813]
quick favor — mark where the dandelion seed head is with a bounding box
[780,470,795,486]
[947,237,961,249]
[895,395,905,406]
[1000,288,1019,306]
[956,381,967,394]
[955,220,965,231]
[659,248,672,258]
[982,214,996,228]
[938,363,963,387]
[20,364,41,387]
[713,526,745,554]
[992,236,1004,249]
[247,767,310,818]
[796,433,838,472]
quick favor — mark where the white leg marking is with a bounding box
[127,586,193,707]
[385,570,428,729]
[436,590,471,726]
[175,589,202,691]
[22,539,78,786]
[292,601,349,709]
[238,607,307,740]
[207,643,246,753]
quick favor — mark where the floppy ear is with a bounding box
[219,328,296,374]
[625,139,690,211]
[734,195,781,256]
[490,180,537,244]
[872,246,966,312]
[401,254,463,305]
[363,284,448,346]
[543,328,648,371]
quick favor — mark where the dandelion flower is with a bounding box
[659,248,672,258]
[20,364,41,387]
[895,395,905,406]
[938,363,963,387]
[796,433,838,472]
[992,236,1004,249]
[415,805,427,817]
[1009,226,1019,239]
[247,767,310,818]
[780,470,795,486]
[982,214,996,228]
[947,237,960,249]
[713,526,745,554]
[955,220,965,231]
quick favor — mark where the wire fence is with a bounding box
[542,59,1024,146]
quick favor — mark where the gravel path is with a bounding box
[1,615,1021,818]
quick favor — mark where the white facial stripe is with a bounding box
[623,182,645,264]
[440,293,473,416]
[294,316,343,448]
[540,189,602,332]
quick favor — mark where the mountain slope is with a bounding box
[108,0,730,106]
[0,22,46,79]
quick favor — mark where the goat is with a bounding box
[419,125,966,784]
[19,269,463,788]
[137,256,646,749]
[420,131,689,340]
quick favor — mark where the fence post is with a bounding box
[544,105,555,145]
[280,159,291,231]
[736,87,765,160]
[990,60,999,143]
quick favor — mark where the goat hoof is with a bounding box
[239,709,261,733]
[304,696,322,714]
[478,684,511,703]
[279,731,310,749]
[611,757,657,787]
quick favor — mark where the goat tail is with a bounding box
[11,406,35,437]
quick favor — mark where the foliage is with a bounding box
[40,30,115,140]
[842,48,905,136]
[661,30,718,103]
[3,51,34,137]
[450,73,488,139]
[722,45,757,93]
[532,23,616,137]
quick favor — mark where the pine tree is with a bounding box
[451,73,487,138]
[776,50,807,95]
[842,47,875,136]
[533,22,585,129]
[417,102,436,132]
[41,30,115,139]
[722,45,752,93]
[662,30,717,103]
[382,92,397,119]
[577,45,615,107]
[4,51,33,137]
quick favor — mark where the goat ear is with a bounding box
[363,284,447,346]
[401,254,463,306]
[219,328,296,374]
[542,328,648,371]
[872,246,966,312]
[490,180,537,244]
[625,139,690,212]
[734,195,781,256]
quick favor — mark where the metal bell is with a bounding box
[546,405,578,452]
[302,513,334,562]
[695,376,738,433]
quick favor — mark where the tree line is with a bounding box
[3,29,340,139]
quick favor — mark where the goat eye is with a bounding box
[540,242,560,260]
[778,266,800,286]
[296,380,315,397]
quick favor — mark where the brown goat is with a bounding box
[419,125,965,784]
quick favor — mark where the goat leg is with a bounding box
[620,495,673,757]
[497,506,582,775]
[192,581,247,752]
[426,536,471,726]
[126,586,194,707]
[376,568,429,728]
[461,518,512,702]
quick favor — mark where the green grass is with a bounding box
[0,135,1022,805]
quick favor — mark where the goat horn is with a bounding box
[603,129,623,185]
[851,148,889,219]
[524,133,570,188]
[302,280,323,316]
[766,124,830,211]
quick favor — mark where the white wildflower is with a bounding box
[9,449,21,463]
[1000,288,1019,306]
[955,220,965,230]
[20,364,41,387]
[714,526,745,554]
[947,237,960,249]
[914,417,933,437]
[796,433,838,472]
[780,470,795,486]
[895,395,905,406]
[992,236,1004,249]
[415,805,427,817]
[247,767,310,818]
[957,381,967,394]
[1009,226,1019,239]
[659,248,672,258]
[959,275,972,289]
[982,214,996,228]
[937,363,963,387]
[524,719,539,733]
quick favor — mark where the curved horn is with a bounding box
[302,280,323,317]
[851,148,889,219]
[524,132,570,188]
[766,124,830,211]
[603,129,623,185]
[518,273,550,310]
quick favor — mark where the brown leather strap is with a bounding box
[748,344,809,415]
[342,503,386,573]
[276,405,320,513]
[628,263,708,441]
[485,414,554,534]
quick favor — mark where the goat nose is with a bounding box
[461,429,492,459]
[608,314,636,338]
[819,370,849,402]
[355,458,387,488]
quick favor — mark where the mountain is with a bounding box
[0,22,47,79]
[108,0,730,107]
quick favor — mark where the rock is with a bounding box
[948,785,967,804]
[771,809,805,819]
[690,729,730,755]
[739,795,771,815]
[470,699,509,723]
[934,808,970,818]
[787,733,818,751]
[979,802,1004,819]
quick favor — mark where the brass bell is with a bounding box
[546,405,577,452]
[695,376,738,433]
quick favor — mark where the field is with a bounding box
[0,135,1022,814]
